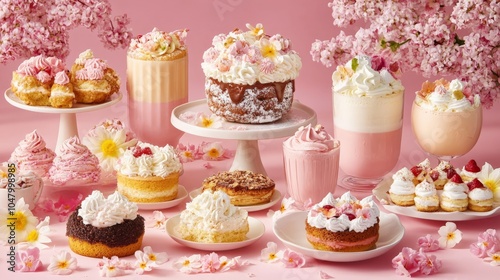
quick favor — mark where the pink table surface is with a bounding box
[1,1,500,279]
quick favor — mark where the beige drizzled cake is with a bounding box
[116,141,182,203]
[177,190,249,243]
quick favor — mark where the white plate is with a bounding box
[135,185,188,210]
[4,88,122,114]
[166,215,265,251]
[373,177,500,221]
[189,188,282,212]
[273,211,404,262]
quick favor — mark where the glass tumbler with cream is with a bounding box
[332,55,404,191]
[127,28,188,147]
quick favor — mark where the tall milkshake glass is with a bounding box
[127,28,188,147]
[332,55,404,191]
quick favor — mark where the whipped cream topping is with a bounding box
[413,158,432,181]
[54,71,70,85]
[431,161,453,182]
[128,28,188,60]
[415,79,481,112]
[179,190,248,233]
[201,23,302,85]
[116,141,182,178]
[49,136,100,184]
[16,55,65,83]
[390,167,416,195]
[78,190,138,228]
[414,179,439,207]
[283,124,339,152]
[0,162,39,189]
[332,55,404,97]
[74,49,94,65]
[441,181,468,200]
[9,130,56,178]
[306,192,380,233]
[468,187,493,201]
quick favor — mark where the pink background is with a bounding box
[1,1,499,279]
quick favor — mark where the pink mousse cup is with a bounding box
[283,124,341,205]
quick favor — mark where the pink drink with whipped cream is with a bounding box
[283,124,340,204]
[127,28,188,147]
[411,79,482,158]
[332,55,404,180]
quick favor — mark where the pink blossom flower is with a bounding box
[47,250,77,275]
[200,142,233,161]
[134,250,154,275]
[484,251,500,266]
[97,256,126,277]
[142,246,168,265]
[147,211,167,229]
[201,252,221,273]
[173,254,203,274]
[417,234,440,252]
[16,247,42,272]
[260,242,282,263]
[392,247,441,277]
[418,249,442,276]
[281,249,306,268]
[470,229,500,258]
[176,143,201,163]
[438,222,462,249]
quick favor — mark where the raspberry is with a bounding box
[132,146,143,158]
[467,178,484,191]
[449,174,464,184]
[410,165,423,177]
[465,159,481,172]
[142,147,153,155]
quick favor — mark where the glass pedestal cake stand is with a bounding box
[171,99,317,175]
[4,88,122,155]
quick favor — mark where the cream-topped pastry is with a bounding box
[66,190,145,258]
[177,190,249,243]
[305,192,380,252]
[49,70,75,108]
[440,174,468,212]
[414,178,440,212]
[9,130,56,179]
[48,136,101,185]
[410,158,432,185]
[116,141,182,202]
[467,178,494,212]
[430,160,454,189]
[389,167,416,206]
[202,23,302,123]
[460,159,482,182]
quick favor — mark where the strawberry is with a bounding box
[449,173,464,184]
[411,165,423,177]
[142,146,153,155]
[345,213,356,221]
[447,168,458,179]
[322,205,334,210]
[430,170,439,181]
[467,178,484,191]
[465,159,481,173]
[132,146,143,158]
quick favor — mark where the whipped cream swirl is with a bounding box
[179,190,248,233]
[332,55,404,97]
[307,192,380,233]
[78,190,138,227]
[284,124,339,152]
[389,167,416,195]
[128,28,188,60]
[9,130,56,178]
[415,79,481,112]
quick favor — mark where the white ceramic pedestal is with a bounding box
[4,89,122,154]
[171,99,317,175]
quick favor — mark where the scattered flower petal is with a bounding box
[48,250,78,275]
[417,234,440,252]
[438,222,462,249]
[16,247,42,272]
[484,251,500,266]
[320,270,335,279]
[261,242,281,263]
[281,249,306,268]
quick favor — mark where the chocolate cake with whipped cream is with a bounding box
[66,190,144,258]
[201,23,302,123]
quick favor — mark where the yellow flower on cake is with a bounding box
[0,198,38,243]
[83,120,138,173]
[477,162,500,202]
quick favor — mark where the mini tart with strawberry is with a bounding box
[306,192,380,252]
[467,178,494,212]
[440,174,469,212]
[115,142,182,203]
[461,159,482,183]
[429,161,455,190]
[410,158,432,185]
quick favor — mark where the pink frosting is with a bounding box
[75,58,106,80]
[9,130,56,178]
[284,124,339,152]
[49,136,101,185]
[54,71,70,85]
[15,54,65,81]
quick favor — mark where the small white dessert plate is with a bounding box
[166,215,265,251]
[373,177,500,221]
[273,211,404,262]
[136,185,188,210]
[189,188,282,212]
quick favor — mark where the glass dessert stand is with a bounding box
[4,88,122,154]
[171,99,317,175]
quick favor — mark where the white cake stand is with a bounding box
[4,88,122,154]
[171,99,317,175]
